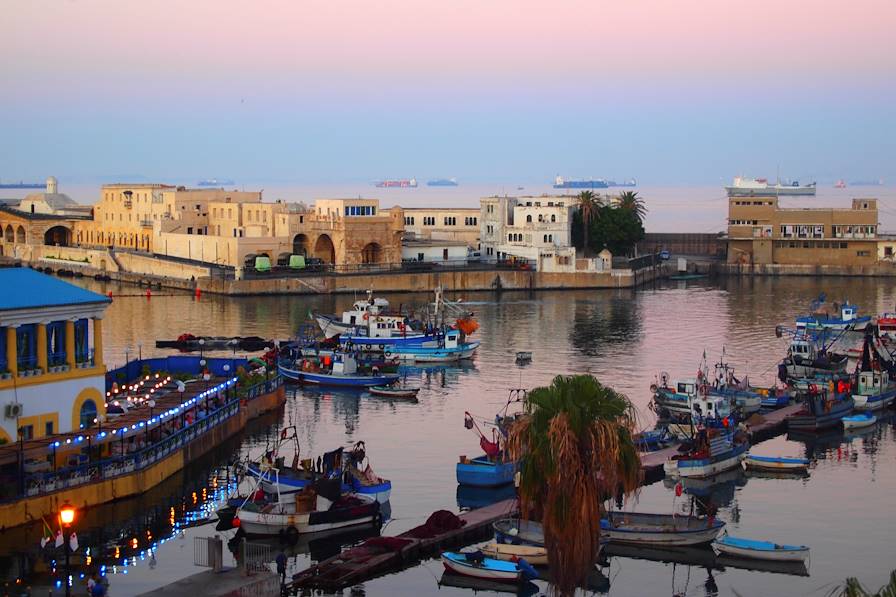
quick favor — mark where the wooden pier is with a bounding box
[287,498,518,592]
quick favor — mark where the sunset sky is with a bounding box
[2,0,894,183]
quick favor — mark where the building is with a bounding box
[0,268,110,442]
[17,177,91,218]
[480,195,589,272]
[401,238,469,264]
[400,207,481,249]
[726,196,879,266]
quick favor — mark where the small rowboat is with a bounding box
[713,534,809,563]
[842,413,876,430]
[368,385,420,398]
[744,454,810,473]
[481,542,548,566]
[601,512,725,546]
[493,518,544,547]
[441,551,538,583]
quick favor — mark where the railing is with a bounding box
[8,377,280,501]
[242,258,536,279]
[241,538,274,575]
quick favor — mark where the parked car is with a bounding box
[659,249,671,261]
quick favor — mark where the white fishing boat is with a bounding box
[481,543,549,566]
[713,534,809,563]
[852,336,896,410]
[314,290,421,339]
[441,552,538,583]
[842,413,876,430]
[744,454,809,473]
[601,512,725,546]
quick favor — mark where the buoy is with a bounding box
[108,291,113,298]
[195,287,201,299]
[146,289,151,299]
[232,517,241,528]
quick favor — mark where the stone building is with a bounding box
[726,196,879,266]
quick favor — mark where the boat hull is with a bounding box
[852,389,896,411]
[601,512,725,546]
[787,398,854,431]
[664,443,749,479]
[713,537,809,563]
[250,465,392,504]
[842,414,876,430]
[236,497,380,536]
[456,456,516,487]
[388,341,480,362]
[481,543,548,566]
[279,363,399,387]
[441,553,523,583]
[744,455,809,473]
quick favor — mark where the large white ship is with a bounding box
[725,176,816,197]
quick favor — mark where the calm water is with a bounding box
[4,276,896,596]
[4,182,896,233]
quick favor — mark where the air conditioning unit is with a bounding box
[4,403,23,419]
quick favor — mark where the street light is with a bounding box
[222,364,231,400]
[138,342,143,362]
[59,501,76,597]
[198,338,205,362]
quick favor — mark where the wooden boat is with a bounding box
[368,385,420,398]
[634,428,674,452]
[852,337,896,410]
[842,413,876,430]
[601,512,725,546]
[384,331,480,362]
[713,534,809,563]
[440,551,538,583]
[235,490,380,536]
[278,353,399,388]
[493,518,544,547]
[787,388,854,431]
[456,455,516,487]
[439,572,539,595]
[481,542,548,566]
[744,454,809,473]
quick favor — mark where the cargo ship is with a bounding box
[0,180,44,189]
[427,178,458,187]
[725,176,816,197]
[197,179,235,187]
[553,175,608,189]
[607,178,637,187]
[375,178,417,188]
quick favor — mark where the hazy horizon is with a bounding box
[3,0,894,184]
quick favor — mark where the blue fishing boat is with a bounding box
[664,391,749,478]
[279,352,399,387]
[713,534,809,563]
[842,412,876,430]
[385,331,480,362]
[852,333,896,410]
[757,385,791,408]
[787,385,854,431]
[441,551,538,583]
[634,427,675,452]
[795,295,870,332]
[456,455,516,487]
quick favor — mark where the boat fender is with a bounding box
[650,383,658,393]
[379,344,385,351]
[363,313,369,320]
[518,558,539,580]
[384,350,393,358]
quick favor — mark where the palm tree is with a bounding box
[576,191,603,256]
[507,375,642,596]
[829,570,896,597]
[616,190,647,223]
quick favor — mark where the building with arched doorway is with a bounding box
[0,269,110,443]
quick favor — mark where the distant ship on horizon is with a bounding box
[426,178,458,187]
[0,179,44,189]
[553,175,608,189]
[725,176,816,197]
[375,178,417,188]
[849,179,884,186]
[834,179,847,189]
[197,179,235,187]
[607,178,637,188]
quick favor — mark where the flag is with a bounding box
[54,530,64,548]
[39,515,55,548]
[69,532,79,552]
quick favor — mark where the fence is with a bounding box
[106,356,251,391]
[240,538,274,575]
[194,536,224,571]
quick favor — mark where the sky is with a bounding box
[2,0,895,185]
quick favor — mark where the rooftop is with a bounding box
[0,268,112,312]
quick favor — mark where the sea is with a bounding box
[1,276,895,596]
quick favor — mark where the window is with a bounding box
[45,421,54,436]
[551,214,556,223]
[444,217,456,226]
[543,234,548,242]
[857,250,870,257]
[187,227,193,234]
[526,215,532,223]
[21,425,34,440]
[424,216,435,226]
[508,233,513,241]
[405,216,415,226]
[464,217,477,226]
[886,247,894,257]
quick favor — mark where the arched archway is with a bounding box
[15,225,26,244]
[313,234,335,263]
[361,242,382,264]
[72,387,104,431]
[292,234,309,256]
[44,225,72,247]
[4,224,15,242]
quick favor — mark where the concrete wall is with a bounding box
[115,251,212,279]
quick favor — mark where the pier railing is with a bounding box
[5,376,281,502]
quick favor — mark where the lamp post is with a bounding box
[59,501,76,597]
[198,338,205,363]
[138,342,143,362]
[222,364,231,401]
[147,400,156,442]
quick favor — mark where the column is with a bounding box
[36,323,48,372]
[5,326,16,377]
[65,320,75,369]
[93,318,103,367]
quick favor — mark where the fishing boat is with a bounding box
[384,330,480,362]
[778,334,848,382]
[744,454,809,473]
[278,352,399,387]
[755,384,792,409]
[663,390,749,479]
[235,484,381,536]
[481,543,548,566]
[493,518,544,547]
[713,534,809,563]
[876,313,896,337]
[795,296,870,332]
[634,427,675,452]
[368,385,420,398]
[650,373,697,419]
[787,385,854,431]
[842,413,876,430]
[852,334,896,410]
[315,290,423,339]
[456,455,516,487]
[600,512,726,546]
[707,354,762,415]
[441,551,538,583]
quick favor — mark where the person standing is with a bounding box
[275,551,287,586]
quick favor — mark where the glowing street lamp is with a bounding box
[58,501,76,597]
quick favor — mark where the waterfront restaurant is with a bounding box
[0,268,110,443]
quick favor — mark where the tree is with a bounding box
[591,206,645,256]
[829,570,896,597]
[576,191,603,256]
[507,375,642,596]
[616,191,647,224]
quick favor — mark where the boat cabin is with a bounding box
[789,339,816,361]
[341,297,391,325]
[332,353,358,376]
[689,391,733,426]
[857,369,888,396]
[676,379,697,397]
[841,304,859,321]
[444,330,463,349]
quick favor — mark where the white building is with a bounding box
[0,269,110,442]
[401,238,469,264]
[480,195,603,272]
